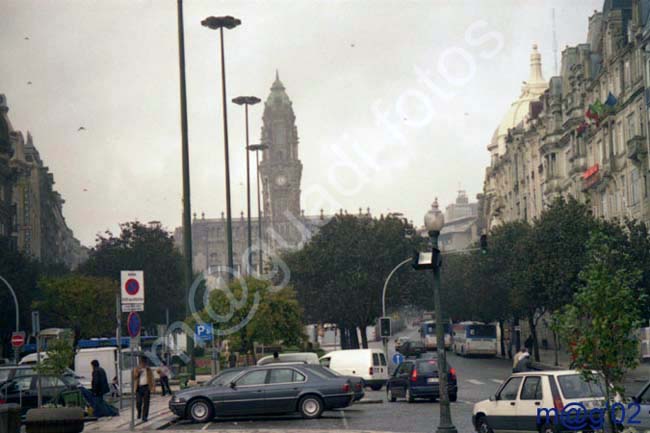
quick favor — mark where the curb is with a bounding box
[354,399,383,404]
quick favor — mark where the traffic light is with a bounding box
[480,234,488,254]
[380,317,391,338]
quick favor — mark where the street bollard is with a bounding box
[0,403,21,433]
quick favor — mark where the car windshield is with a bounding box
[557,374,606,399]
[416,359,438,375]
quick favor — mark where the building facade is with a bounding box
[439,191,480,252]
[1,94,86,268]
[483,1,650,230]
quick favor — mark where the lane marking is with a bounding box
[491,379,503,384]
[459,400,475,405]
[201,421,211,430]
[467,379,485,385]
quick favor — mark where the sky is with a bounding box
[1,0,603,246]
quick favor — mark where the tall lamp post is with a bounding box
[201,15,241,279]
[176,0,195,379]
[247,143,268,273]
[423,199,457,433]
[232,96,261,275]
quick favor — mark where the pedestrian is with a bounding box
[156,361,172,396]
[133,358,153,422]
[228,351,237,368]
[272,351,280,362]
[514,348,532,373]
[91,360,110,402]
[524,335,534,352]
[512,347,526,371]
[110,375,120,398]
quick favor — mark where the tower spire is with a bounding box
[528,44,544,84]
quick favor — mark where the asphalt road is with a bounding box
[163,327,647,432]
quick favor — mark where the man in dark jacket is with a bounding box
[91,359,110,401]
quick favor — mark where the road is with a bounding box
[163,327,647,432]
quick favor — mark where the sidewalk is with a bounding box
[84,394,175,432]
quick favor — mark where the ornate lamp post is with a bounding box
[232,96,261,275]
[423,199,457,433]
[201,15,241,278]
[247,143,268,273]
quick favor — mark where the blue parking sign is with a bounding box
[195,323,213,342]
[392,353,404,365]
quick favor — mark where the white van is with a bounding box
[75,347,134,391]
[320,349,388,390]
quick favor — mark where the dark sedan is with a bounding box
[397,341,426,357]
[386,358,457,402]
[0,374,80,415]
[169,364,355,422]
[302,365,365,401]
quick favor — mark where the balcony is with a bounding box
[627,135,647,164]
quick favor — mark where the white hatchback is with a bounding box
[473,370,609,433]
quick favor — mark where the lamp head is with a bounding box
[247,144,268,152]
[201,16,241,30]
[424,198,445,233]
[232,96,261,106]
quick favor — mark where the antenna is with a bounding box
[552,8,558,75]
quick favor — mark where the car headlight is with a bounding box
[171,395,186,403]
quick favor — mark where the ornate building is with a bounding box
[1,94,86,268]
[439,191,480,252]
[483,0,650,231]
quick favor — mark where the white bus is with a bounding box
[420,320,452,351]
[452,322,497,357]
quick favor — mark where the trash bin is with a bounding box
[178,373,190,390]
[0,403,21,433]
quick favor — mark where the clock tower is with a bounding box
[259,71,303,247]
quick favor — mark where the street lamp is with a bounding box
[423,198,457,433]
[247,143,268,273]
[232,96,261,276]
[201,15,241,279]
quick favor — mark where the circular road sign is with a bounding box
[127,312,142,338]
[392,352,404,365]
[125,278,140,296]
[11,332,26,348]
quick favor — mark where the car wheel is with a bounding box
[387,387,396,403]
[477,416,493,433]
[449,393,457,402]
[370,383,382,391]
[187,398,213,423]
[299,395,324,419]
[405,388,414,403]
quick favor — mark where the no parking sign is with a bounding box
[121,270,144,312]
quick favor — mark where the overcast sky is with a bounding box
[2,0,602,246]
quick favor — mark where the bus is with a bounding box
[451,322,497,357]
[420,320,452,351]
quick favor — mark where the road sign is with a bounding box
[122,303,144,312]
[392,353,404,365]
[121,271,144,307]
[195,323,213,342]
[380,317,391,337]
[127,312,141,338]
[11,331,26,348]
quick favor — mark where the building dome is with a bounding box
[489,44,548,157]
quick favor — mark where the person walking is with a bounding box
[91,360,110,402]
[514,348,532,373]
[228,351,237,368]
[512,347,526,371]
[133,358,154,422]
[156,361,172,396]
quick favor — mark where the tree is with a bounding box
[190,277,306,356]
[284,215,421,348]
[38,338,75,376]
[556,231,644,432]
[33,275,116,339]
[80,221,185,327]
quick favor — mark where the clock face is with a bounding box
[275,175,287,186]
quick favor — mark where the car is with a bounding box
[472,370,609,433]
[257,352,320,366]
[320,348,388,391]
[302,365,365,401]
[0,373,80,415]
[169,364,355,423]
[386,357,457,403]
[0,365,79,387]
[629,380,650,430]
[397,341,426,357]
[394,337,410,352]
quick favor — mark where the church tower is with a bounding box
[259,72,303,247]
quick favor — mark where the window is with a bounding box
[498,377,522,401]
[557,374,605,399]
[520,377,543,400]
[625,60,631,88]
[631,168,641,205]
[320,357,331,368]
[379,353,387,366]
[621,175,627,208]
[236,370,268,386]
[628,113,636,139]
[372,353,380,366]
[6,376,32,393]
[397,362,413,376]
[41,376,65,388]
[640,386,650,404]
[269,369,302,384]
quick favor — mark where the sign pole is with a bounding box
[130,337,135,431]
[116,294,123,410]
[32,311,42,408]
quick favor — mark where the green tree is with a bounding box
[38,338,75,376]
[190,277,305,356]
[557,231,644,432]
[33,275,116,339]
[80,221,185,327]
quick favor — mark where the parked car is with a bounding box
[203,367,247,387]
[473,370,609,433]
[397,341,426,357]
[320,349,388,391]
[257,352,319,366]
[169,364,354,422]
[0,365,79,387]
[629,380,650,430]
[386,357,457,403]
[0,374,80,415]
[303,365,365,401]
[394,337,410,352]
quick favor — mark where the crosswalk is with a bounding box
[464,378,504,386]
